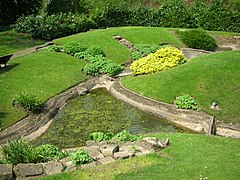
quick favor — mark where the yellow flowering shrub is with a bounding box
[130,46,186,75]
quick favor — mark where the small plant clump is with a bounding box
[71,149,93,166]
[178,29,217,51]
[84,46,106,57]
[89,130,142,142]
[15,92,43,112]
[62,42,88,56]
[42,45,62,52]
[130,46,186,75]
[175,95,199,111]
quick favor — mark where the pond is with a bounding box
[34,88,183,148]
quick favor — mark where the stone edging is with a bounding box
[0,137,169,179]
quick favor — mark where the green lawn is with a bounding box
[0,52,88,130]
[0,30,46,56]
[122,50,240,124]
[38,133,240,180]
[54,27,186,64]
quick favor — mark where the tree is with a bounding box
[0,0,43,24]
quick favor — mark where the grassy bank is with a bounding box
[0,30,46,56]
[54,27,186,64]
[0,52,87,130]
[38,133,240,180]
[122,50,240,124]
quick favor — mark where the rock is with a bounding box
[119,145,135,154]
[98,157,115,165]
[0,164,13,180]
[142,137,160,148]
[13,163,43,178]
[100,144,119,157]
[114,151,134,159]
[42,162,64,175]
[81,161,97,169]
[82,146,104,160]
[65,166,78,172]
[86,140,99,147]
[158,138,169,148]
[114,35,122,40]
[134,141,154,156]
[60,157,72,167]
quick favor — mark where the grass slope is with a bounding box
[0,52,87,130]
[38,134,240,180]
[122,50,240,124]
[0,30,46,56]
[54,27,185,64]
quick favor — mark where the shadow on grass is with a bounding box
[0,112,7,130]
[0,63,20,74]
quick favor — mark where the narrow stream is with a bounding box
[34,88,184,148]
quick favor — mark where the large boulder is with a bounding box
[13,163,43,178]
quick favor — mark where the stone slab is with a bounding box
[0,164,13,180]
[100,144,119,157]
[81,161,97,169]
[42,162,64,175]
[98,157,115,165]
[14,163,43,177]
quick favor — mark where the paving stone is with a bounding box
[98,157,115,165]
[14,163,43,178]
[0,164,13,180]
[100,144,119,157]
[81,161,97,169]
[42,162,64,175]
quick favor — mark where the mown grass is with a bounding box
[0,30,46,56]
[54,27,186,64]
[122,50,240,124]
[38,133,240,180]
[0,52,88,130]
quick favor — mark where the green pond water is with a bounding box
[35,88,183,148]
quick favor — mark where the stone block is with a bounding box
[60,157,72,167]
[65,166,78,172]
[158,138,169,148]
[114,151,134,159]
[134,141,154,156]
[82,146,104,160]
[142,137,159,148]
[81,161,97,169]
[42,162,64,175]
[0,164,13,180]
[13,163,43,178]
[100,144,119,157]
[98,157,115,165]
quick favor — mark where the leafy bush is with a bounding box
[2,139,42,165]
[90,132,114,142]
[84,46,106,57]
[83,63,100,76]
[102,62,123,77]
[131,51,143,61]
[74,52,88,59]
[12,13,96,40]
[63,42,88,56]
[176,95,199,111]
[15,92,43,112]
[71,149,93,166]
[130,46,186,75]
[114,130,141,142]
[42,45,62,52]
[178,29,217,51]
[35,144,68,160]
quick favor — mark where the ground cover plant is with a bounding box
[37,133,240,179]
[0,52,88,130]
[130,46,186,75]
[122,50,240,124]
[0,30,46,56]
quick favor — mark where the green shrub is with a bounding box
[102,62,123,77]
[130,46,186,75]
[12,13,96,40]
[176,95,199,111]
[90,132,114,142]
[178,29,217,51]
[15,92,43,112]
[131,51,143,61]
[74,52,88,59]
[42,45,62,52]
[84,55,105,63]
[85,46,106,57]
[2,139,42,165]
[83,63,100,76]
[114,130,141,142]
[35,144,68,160]
[63,42,88,56]
[71,149,93,166]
